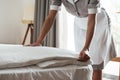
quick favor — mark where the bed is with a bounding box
[0,44,92,80]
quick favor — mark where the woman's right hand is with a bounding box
[25,42,41,46]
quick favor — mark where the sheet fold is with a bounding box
[0,44,91,69]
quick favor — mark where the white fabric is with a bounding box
[0,44,92,80]
[67,0,78,5]
[74,8,116,65]
[50,5,61,11]
[0,65,92,80]
[88,8,98,14]
[0,44,91,69]
[74,17,88,30]
[38,59,91,68]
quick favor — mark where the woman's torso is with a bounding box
[61,0,90,17]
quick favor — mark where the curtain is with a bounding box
[33,0,57,47]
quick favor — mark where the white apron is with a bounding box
[74,8,116,65]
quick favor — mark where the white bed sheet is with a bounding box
[0,44,92,80]
[0,44,92,69]
[0,65,92,80]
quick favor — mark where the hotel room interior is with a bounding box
[0,0,120,80]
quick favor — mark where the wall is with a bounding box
[0,0,31,44]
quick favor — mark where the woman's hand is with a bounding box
[25,42,41,46]
[78,49,90,62]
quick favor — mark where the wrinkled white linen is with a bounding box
[37,59,91,68]
[0,44,91,69]
[0,65,93,80]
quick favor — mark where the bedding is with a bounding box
[0,44,91,69]
[0,65,92,80]
[0,44,92,80]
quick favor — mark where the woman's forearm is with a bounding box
[37,10,57,44]
[83,14,96,50]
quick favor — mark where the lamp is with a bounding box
[22,0,35,45]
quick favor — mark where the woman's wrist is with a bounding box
[83,47,89,51]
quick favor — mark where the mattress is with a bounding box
[0,44,92,80]
[0,65,92,80]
